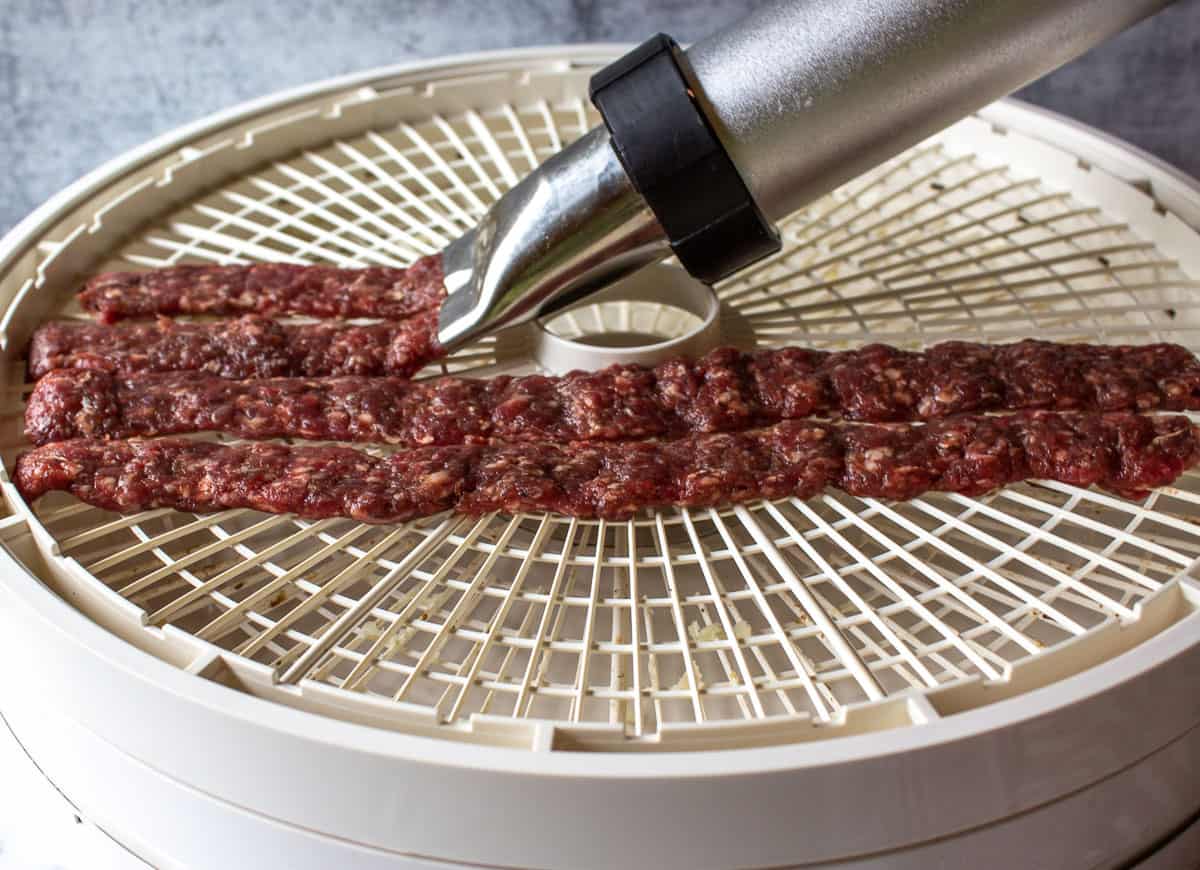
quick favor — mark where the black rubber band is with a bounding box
[589,34,780,285]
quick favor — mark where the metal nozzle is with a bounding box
[437,127,670,352]
[438,0,1177,352]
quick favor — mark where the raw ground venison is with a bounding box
[77,255,444,323]
[15,412,1199,522]
[26,311,443,382]
[25,340,1200,445]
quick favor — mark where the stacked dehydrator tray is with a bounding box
[0,46,1199,869]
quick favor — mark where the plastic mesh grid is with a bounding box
[5,73,1200,745]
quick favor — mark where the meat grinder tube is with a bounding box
[686,0,1176,221]
[437,0,1176,350]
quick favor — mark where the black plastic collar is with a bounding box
[589,34,781,285]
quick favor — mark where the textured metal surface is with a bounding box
[687,0,1176,220]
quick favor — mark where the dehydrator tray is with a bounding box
[0,46,1198,869]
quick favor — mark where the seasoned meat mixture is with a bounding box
[17,413,1198,522]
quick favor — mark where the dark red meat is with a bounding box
[16,413,1198,522]
[27,340,1200,446]
[27,314,443,382]
[25,370,489,446]
[77,255,444,323]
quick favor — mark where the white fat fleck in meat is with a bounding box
[420,469,457,494]
[863,446,893,473]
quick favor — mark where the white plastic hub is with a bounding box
[0,46,1197,869]
[531,262,721,373]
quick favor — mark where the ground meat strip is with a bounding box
[16,413,1199,522]
[27,340,1200,445]
[25,370,492,446]
[77,255,445,323]
[26,313,443,381]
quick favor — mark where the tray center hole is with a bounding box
[541,300,706,347]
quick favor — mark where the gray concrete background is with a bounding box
[1,0,1198,237]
